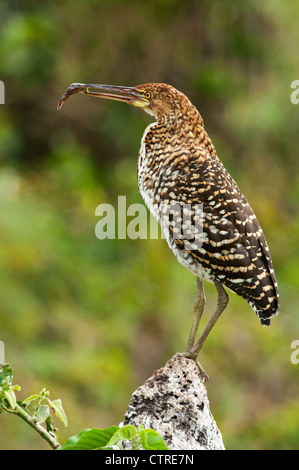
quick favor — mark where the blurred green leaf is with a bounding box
[21,394,41,405]
[47,399,68,429]
[139,429,169,450]
[58,426,119,450]
[107,425,137,447]
[3,390,17,410]
[35,405,50,424]
[0,364,17,410]
[0,364,13,387]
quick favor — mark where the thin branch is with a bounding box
[11,403,60,450]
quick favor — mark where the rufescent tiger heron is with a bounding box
[58,83,279,381]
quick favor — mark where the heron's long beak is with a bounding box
[57,83,149,110]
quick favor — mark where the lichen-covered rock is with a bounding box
[123,355,225,450]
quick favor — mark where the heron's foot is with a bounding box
[173,352,209,383]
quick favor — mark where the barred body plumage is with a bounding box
[137,83,278,326]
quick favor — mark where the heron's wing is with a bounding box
[158,146,279,324]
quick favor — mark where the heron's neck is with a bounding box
[146,109,217,158]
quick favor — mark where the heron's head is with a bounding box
[58,82,192,122]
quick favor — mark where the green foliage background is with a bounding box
[0,0,298,449]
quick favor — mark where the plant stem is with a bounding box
[13,403,60,449]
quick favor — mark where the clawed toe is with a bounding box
[173,352,209,383]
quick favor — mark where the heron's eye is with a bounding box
[144,92,151,99]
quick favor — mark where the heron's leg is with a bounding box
[186,277,206,352]
[189,281,228,359]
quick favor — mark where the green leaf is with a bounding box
[45,415,55,434]
[21,394,41,405]
[139,429,169,450]
[4,389,17,410]
[107,425,137,447]
[137,424,144,433]
[47,398,68,428]
[35,404,50,424]
[58,426,119,450]
[0,364,13,387]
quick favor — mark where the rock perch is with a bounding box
[122,355,225,450]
